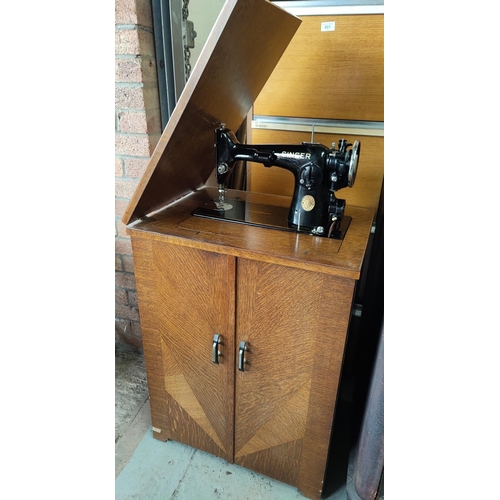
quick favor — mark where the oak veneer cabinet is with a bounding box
[122,1,374,498]
[127,189,373,500]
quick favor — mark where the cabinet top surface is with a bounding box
[127,188,375,280]
[121,0,301,226]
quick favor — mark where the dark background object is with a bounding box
[345,182,384,500]
[346,323,384,500]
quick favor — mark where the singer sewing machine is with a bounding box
[192,126,361,239]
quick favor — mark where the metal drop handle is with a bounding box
[238,341,248,371]
[213,334,222,364]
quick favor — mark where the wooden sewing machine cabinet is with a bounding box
[122,1,376,498]
[127,188,372,499]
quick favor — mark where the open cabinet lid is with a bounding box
[122,0,301,226]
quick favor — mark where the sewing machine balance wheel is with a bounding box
[348,140,361,188]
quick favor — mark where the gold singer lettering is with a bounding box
[280,151,311,159]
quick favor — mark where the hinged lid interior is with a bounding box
[123,0,301,226]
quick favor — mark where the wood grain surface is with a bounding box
[131,235,358,499]
[248,129,384,210]
[128,187,373,498]
[127,187,374,281]
[130,236,170,443]
[131,239,236,461]
[122,0,301,225]
[253,14,384,121]
[234,259,356,499]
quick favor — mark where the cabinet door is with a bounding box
[131,237,236,462]
[234,259,355,500]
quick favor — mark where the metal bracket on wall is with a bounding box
[151,0,196,130]
[182,1,197,81]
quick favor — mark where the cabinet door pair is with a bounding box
[132,238,355,498]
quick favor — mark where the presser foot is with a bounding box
[215,185,234,211]
[214,200,234,211]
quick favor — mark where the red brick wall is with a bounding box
[115,0,161,348]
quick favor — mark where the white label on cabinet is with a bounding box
[152,427,161,433]
[321,22,336,32]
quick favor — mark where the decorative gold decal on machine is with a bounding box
[301,195,315,212]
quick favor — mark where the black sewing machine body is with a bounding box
[192,127,360,239]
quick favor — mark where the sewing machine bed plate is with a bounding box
[191,197,351,240]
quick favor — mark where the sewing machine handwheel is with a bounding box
[348,140,360,188]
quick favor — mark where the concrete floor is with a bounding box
[115,339,358,499]
[115,340,152,478]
